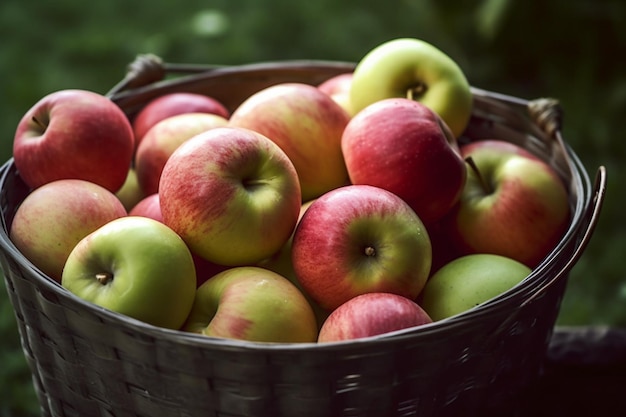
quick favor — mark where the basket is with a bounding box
[0,55,607,417]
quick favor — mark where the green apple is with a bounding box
[350,37,473,138]
[182,266,318,343]
[420,253,531,321]
[61,216,197,330]
[115,166,145,212]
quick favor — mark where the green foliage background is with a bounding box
[0,0,624,415]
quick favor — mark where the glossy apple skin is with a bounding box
[341,98,466,225]
[318,292,432,343]
[229,82,351,202]
[182,266,318,343]
[135,112,229,196]
[13,89,134,192]
[128,193,229,287]
[132,92,230,148]
[442,139,571,268]
[159,126,302,266]
[317,72,355,116]
[291,184,432,311]
[10,179,127,282]
[350,38,473,138]
[420,254,531,321]
[61,216,197,330]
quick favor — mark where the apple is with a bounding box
[419,253,532,321]
[115,166,145,212]
[341,98,467,225]
[159,126,302,266]
[181,266,318,343]
[61,216,197,330]
[134,112,229,196]
[132,92,230,148]
[229,82,351,202]
[317,292,432,343]
[441,139,571,268]
[291,184,432,311]
[317,72,355,116]
[128,193,229,287]
[9,179,127,282]
[350,37,473,138]
[13,89,135,192]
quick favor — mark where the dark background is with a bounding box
[1,1,624,415]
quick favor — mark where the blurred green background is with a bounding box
[0,0,624,415]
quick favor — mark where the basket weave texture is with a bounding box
[0,57,606,417]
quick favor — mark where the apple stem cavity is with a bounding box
[95,272,114,285]
[465,156,493,194]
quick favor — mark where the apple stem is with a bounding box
[406,83,427,101]
[364,246,376,257]
[31,116,47,131]
[465,156,493,194]
[95,272,113,285]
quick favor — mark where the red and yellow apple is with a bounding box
[159,126,302,266]
[182,266,318,343]
[229,82,351,202]
[10,179,127,282]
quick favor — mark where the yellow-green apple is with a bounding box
[181,266,318,343]
[9,179,127,282]
[229,82,351,202]
[159,126,302,266]
[317,72,355,116]
[61,216,197,330]
[350,37,473,138]
[341,98,467,225]
[132,92,230,149]
[420,253,531,321]
[135,112,229,196]
[12,89,134,192]
[441,139,571,268]
[115,166,145,212]
[317,292,432,343]
[291,184,432,311]
[128,193,229,287]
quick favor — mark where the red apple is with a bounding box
[341,98,467,225]
[229,82,351,202]
[291,184,432,311]
[159,126,302,266]
[318,292,432,343]
[135,112,229,195]
[13,89,134,192]
[441,139,571,268]
[132,92,230,148]
[10,179,127,282]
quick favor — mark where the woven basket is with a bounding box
[0,55,607,417]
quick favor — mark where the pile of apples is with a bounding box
[8,38,571,344]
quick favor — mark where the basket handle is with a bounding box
[522,164,607,307]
